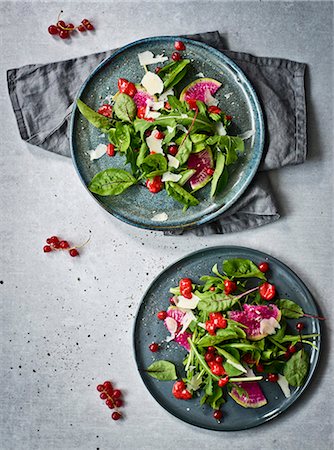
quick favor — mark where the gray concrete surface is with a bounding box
[0,1,333,449]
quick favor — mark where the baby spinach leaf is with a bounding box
[205,376,213,396]
[211,151,225,197]
[141,154,167,177]
[114,93,137,122]
[206,385,225,410]
[190,133,208,145]
[196,291,240,313]
[276,299,304,319]
[107,128,117,145]
[158,59,190,90]
[115,122,131,152]
[145,360,177,381]
[134,118,154,140]
[176,136,192,165]
[136,142,149,167]
[284,349,309,387]
[77,99,112,132]
[223,258,267,280]
[88,168,136,196]
[165,181,199,207]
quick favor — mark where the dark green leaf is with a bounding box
[88,169,136,196]
[114,93,136,122]
[196,290,240,313]
[223,258,267,280]
[176,136,192,165]
[158,59,190,90]
[284,350,309,386]
[165,181,199,207]
[107,128,117,145]
[115,122,131,152]
[77,99,112,132]
[136,142,149,167]
[141,154,167,177]
[134,118,154,140]
[276,299,304,319]
[178,169,196,186]
[145,360,177,381]
[166,95,185,113]
[211,151,225,197]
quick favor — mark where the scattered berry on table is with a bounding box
[174,41,186,51]
[172,51,182,61]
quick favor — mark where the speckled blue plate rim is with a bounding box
[70,36,265,231]
[132,246,321,431]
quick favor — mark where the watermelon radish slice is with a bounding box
[133,85,157,108]
[228,304,281,341]
[187,148,213,191]
[179,78,222,103]
[229,381,267,408]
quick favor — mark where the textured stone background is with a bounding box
[0,1,333,449]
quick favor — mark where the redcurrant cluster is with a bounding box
[96,381,123,421]
[205,312,227,336]
[48,11,94,40]
[43,235,85,257]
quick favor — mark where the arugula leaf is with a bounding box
[178,169,196,186]
[206,385,225,410]
[167,95,185,113]
[136,142,149,167]
[190,133,208,145]
[140,154,167,177]
[284,349,309,386]
[88,168,137,196]
[158,59,190,90]
[76,99,112,132]
[223,258,267,280]
[216,348,247,373]
[165,181,199,207]
[276,299,304,319]
[114,93,137,122]
[211,151,225,197]
[176,136,192,165]
[145,360,177,381]
[133,118,154,140]
[107,128,117,145]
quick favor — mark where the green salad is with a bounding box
[76,41,248,211]
[145,258,321,422]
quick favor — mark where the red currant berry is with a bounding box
[157,311,167,320]
[206,322,216,336]
[59,30,70,39]
[255,364,264,372]
[296,322,305,331]
[100,392,107,400]
[57,20,66,29]
[149,343,159,353]
[168,144,178,156]
[96,384,104,392]
[174,41,186,51]
[288,345,297,354]
[206,168,215,176]
[78,24,86,32]
[111,412,122,420]
[207,346,215,353]
[53,242,61,249]
[146,176,163,194]
[154,130,165,140]
[137,106,146,119]
[171,51,182,61]
[155,67,161,74]
[268,373,279,383]
[258,262,269,273]
[103,381,113,390]
[59,241,69,249]
[187,99,198,111]
[164,101,171,110]
[114,399,123,407]
[69,249,79,257]
[86,23,94,31]
[43,245,52,253]
[81,19,90,26]
[105,399,114,409]
[106,143,115,157]
[215,356,223,364]
[208,106,222,114]
[67,23,75,30]
[97,104,113,117]
[218,376,229,387]
[49,236,59,244]
[48,25,59,35]
[209,286,216,291]
[179,278,193,299]
[213,410,223,420]
[259,282,276,301]
[205,352,214,362]
[224,279,237,295]
[111,389,122,400]
[225,115,233,121]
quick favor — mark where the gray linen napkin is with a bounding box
[7,31,307,235]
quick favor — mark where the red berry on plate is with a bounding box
[111,411,122,421]
[114,399,123,407]
[105,399,114,409]
[146,176,163,194]
[124,82,137,97]
[206,168,215,176]
[155,66,161,74]
[207,346,215,353]
[100,392,107,400]
[43,245,52,253]
[258,262,269,273]
[268,373,279,383]
[213,409,223,420]
[296,322,305,331]
[218,376,229,387]
[59,30,70,39]
[137,106,146,119]
[106,143,115,157]
[288,345,297,354]
[154,130,165,140]
[206,321,216,336]
[149,342,159,353]
[179,278,192,299]
[224,279,237,295]
[187,99,198,111]
[259,282,276,301]
[168,144,178,156]
[174,40,186,51]
[255,363,264,372]
[49,236,59,244]
[205,352,214,362]
[172,51,182,61]
[48,25,59,35]
[208,106,222,114]
[78,24,86,32]
[215,356,223,364]
[225,115,233,121]
[96,384,104,392]
[111,389,122,399]
[157,311,167,320]
[69,249,79,257]
[57,20,66,29]
[59,240,69,249]
[81,19,90,26]
[209,286,216,291]
[164,101,171,110]
[97,104,113,117]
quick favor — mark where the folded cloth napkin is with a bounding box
[7,31,307,235]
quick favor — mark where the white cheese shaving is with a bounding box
[179,311,196,335]
[216,122,227,136]
[87,143,107,161]
[239,129,255,140]
[162,172,182,183]
[138,51,168,66]
[277,374,291,398]
[167,154,180,169]
[145,110,161,119]
[175,294,200,310]
[196,72,205,77]
[165,317,178,337]
[141,71,164,95]
[259,317,281,336]
[224,92,233,99]
[204,89,219,106]
[151,100,165,111]
[146,133,164,154]
[158,88,174,102]
[151,212,168,222]
[167,126,175,134]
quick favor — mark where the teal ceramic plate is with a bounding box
[71,37,264,231]
[133,246,321,430]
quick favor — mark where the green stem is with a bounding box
[229,376,263,382]
[268,337,287,351]
[188,338,219,381]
